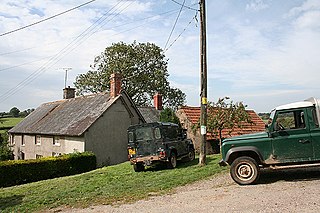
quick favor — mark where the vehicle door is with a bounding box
[166,126,185,156]
[271,109,313,162]
[308,107,320,159]
[177,128,189,155]
[135,126,157,156]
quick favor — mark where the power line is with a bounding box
[164,12,198,53]
[0,2,197,103]
[0,9,179,57]
[123,13,198,82]
[0,1,128,103]
[0,56,53,72]
[170,0,199,11]
[0,0,96,37]
[164,0,186,51]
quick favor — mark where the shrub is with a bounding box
[0,152,96,187]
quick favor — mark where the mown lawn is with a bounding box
[0,155,227,212]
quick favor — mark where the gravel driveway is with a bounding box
[60,167,320,213]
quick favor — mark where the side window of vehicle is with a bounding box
[312,108,319,128]
[128,132,134,142]
[275,110,305,131]
[154,128,161,140]
[164,126,178,140]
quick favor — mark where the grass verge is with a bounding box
[0,155,227,212]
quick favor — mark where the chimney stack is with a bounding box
[153,93,163,110]
[110,73,122,98]
[63,86,75,99]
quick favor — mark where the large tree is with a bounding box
[74,41,186,109]
[9,107,20,118]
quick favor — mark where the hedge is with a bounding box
[0,152,96,187]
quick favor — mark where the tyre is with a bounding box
[187,148,195,161]
[167,152,177,169]
[133,163,145,172]
[230,156,260,185]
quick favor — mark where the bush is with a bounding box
[0,131,13,161]
[0,152,96,187]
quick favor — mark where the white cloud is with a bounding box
[294,10,320,30]
[287,0,320,18]
[246,0,269,12]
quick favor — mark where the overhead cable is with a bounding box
[164,0,186,51]
[0,1,128,103]
[0,0,96,37]
[164,12,198,53]
[170,0,199,11]
[0,9,179,56]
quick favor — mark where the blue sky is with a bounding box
[1,0,320,113]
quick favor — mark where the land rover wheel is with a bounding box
[133,163,144,172]
[187,148,195,161]
[167,152,177,169]
[230,156,260,185]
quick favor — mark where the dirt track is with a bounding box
[60,168,320,213]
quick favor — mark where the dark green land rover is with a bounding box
[127,122,195,172]
[220,97,320,185]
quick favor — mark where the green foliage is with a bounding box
[277,113,295,129]
[0,152,96,187]
[192,97,252,150]
[0,155,226,212]
[1,108,34,118]
[9,107,20,117]
[259,112,270,121]
[19,108,34,117]
[207,97,252,146]
[160,108,180,125]
[0,131,13,161]
[74,41,186,109]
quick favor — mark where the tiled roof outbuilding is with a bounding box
[177,106,265,140]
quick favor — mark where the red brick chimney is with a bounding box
[153,93,163,110]
[110,73,122,98]
[63,86,75,99]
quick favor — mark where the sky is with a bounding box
[1,0,320,113]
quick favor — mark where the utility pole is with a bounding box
[199,0,207,166]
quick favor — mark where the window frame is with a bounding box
[35,135,41,145]
[274,109,306,131]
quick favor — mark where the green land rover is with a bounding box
[127,122,195,172]
[220,97,320,185]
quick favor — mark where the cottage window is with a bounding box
[21,135,25,146]
[53,136,61,146]
[36,154,43,159]
[10,135,15,145]
[35,135,41,145]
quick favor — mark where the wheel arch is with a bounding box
[226,146,263,165]
[168,147,177,156]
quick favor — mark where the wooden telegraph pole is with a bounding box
[199,0,207,166]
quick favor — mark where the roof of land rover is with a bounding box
[274,97,319,111]
[128,122,179,130]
